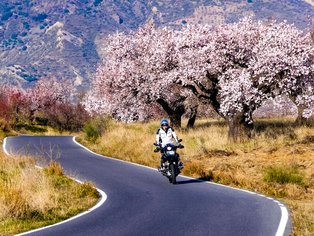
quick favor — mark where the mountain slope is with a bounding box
[0,0,313,89]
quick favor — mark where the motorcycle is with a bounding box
[154,139,184,184]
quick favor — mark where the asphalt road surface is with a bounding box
[4,136,291,236]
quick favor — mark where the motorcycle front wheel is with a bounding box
[170,164,176,184]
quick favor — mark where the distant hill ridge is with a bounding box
[0,0,313,89]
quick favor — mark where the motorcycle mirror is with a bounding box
[178,139,182,142]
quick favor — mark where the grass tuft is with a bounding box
[298,135,314,144]
[182,161,206,177]
[76,182,99,198]
[263,166,307,186]
[44,161,64,176]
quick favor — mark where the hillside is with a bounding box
[0,0,313,89]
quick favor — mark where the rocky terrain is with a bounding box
[0,0,313,89]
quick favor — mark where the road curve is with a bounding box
[4,136,291,236]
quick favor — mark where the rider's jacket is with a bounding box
[156,127,178,147]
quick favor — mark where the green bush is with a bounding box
[83,117,111,143]
[263,166,306,186]
[83,122,100,143]
[76,182,99,198]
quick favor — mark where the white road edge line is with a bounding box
[2,137,108,236]
[275,206,289,236]
[2,137,9,156]
[72,136,290,236]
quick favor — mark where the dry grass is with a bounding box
[0,151,99,236]
[79,117,314,236]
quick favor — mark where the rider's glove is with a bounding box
[154,145,161,152]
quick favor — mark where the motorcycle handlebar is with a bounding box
[153,143,184,150]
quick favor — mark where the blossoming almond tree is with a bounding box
[25,77,74,122]
[85,24,197,127]
[175,18,314,140]
[0,85,26,125]
[84,30,158,122]
[251,20,314,122]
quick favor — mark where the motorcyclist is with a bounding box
[155,119,183,171]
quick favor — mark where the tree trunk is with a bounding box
[294,105,312,125]
[187,106,197,128]
[156,98,185,129]
[14,106,19,125]
[290,96,311,125]
[169,113,182,129]
[227,113,254,142]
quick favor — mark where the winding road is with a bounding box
[4,136,291,236]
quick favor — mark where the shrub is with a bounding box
[83,117,111,143]
[0,118,9,132]
[0,94,10,124]
[23,22,30,30]
[76,182,99,198]
[44,161,64,176]
[84,122,100,143]
[32,13,47,22]
[263,166,306,186]
[94,0,103,6]
[1,11,13,21]
[43,102,90,132]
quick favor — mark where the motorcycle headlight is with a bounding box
[166,150,175,155]
[166,146,172,151]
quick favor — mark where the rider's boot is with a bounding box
[178,161,184,169]
[159,162,165,171]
